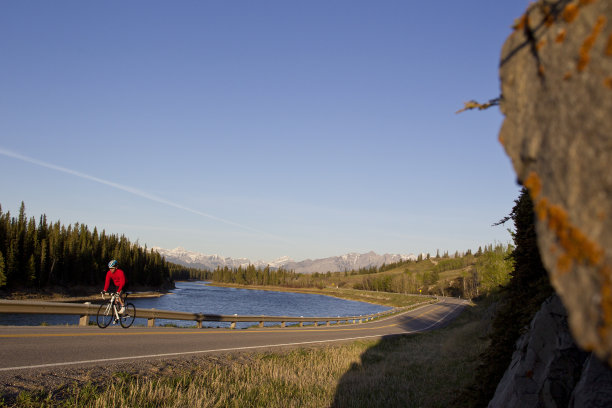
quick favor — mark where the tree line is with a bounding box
[179,245,512,299]
[0,202,177,290]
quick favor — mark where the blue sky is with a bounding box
[1,1,528,262]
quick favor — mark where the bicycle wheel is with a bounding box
[97,302,113,328]
[120,303,136,328]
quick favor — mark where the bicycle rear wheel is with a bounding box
[97,302,113,328]
[120,303,136,328]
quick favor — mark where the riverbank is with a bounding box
[207,282,434,308]
[0,285,169,303]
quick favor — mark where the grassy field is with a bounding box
[4,297,492,407]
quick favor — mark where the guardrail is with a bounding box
[0,298,437,329]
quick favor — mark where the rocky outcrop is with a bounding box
[498,0,612,364]
[571,354,612,407]
[488,295,612,407]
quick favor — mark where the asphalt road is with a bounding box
[0,297,468,376]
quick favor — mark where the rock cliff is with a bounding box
[498,0,612,365]
[487,295,612,407]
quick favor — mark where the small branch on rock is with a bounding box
[455,97,500,114]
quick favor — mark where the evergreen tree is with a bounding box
[461,188,553,407]
[0,251,6,287]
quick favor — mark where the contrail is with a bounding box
[0,147,283,240]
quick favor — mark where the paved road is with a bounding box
[0,297,468,375]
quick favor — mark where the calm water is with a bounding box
[0,281,391,328]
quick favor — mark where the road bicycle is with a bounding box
[97,292,136,329]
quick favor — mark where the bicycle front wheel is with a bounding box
[97,302,113,328]
[120,303,136,328]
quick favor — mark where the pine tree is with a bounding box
[26,254,36,284]
[461,188,553,407]
[0,251,6,287]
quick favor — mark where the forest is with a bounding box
[0,202,183,291]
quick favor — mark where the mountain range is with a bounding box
[153,247,418,274]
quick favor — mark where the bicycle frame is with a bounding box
[101,292,121,320]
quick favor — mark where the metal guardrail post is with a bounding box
[148,309,156,328]
[79,302,90,326]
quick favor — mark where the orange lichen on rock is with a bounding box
[557,253,574,272]
[513,14,529,31]
[546,204,569,235]
[563,4,580,23]
[564,71,574,80]
[556,28,567,43]
[524,170,605,275]
[535,198,550,222]
[606,34,612,56]
[605,77,612,89]
[578,15,607,72]
[543,202,604,268]
[523,171,612,344]
[537,39,547,51]
[524,171,542,198]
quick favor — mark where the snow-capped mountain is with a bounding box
[152,247,273,270]
[153,247,417,274]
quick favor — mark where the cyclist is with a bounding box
[102,259,126,314]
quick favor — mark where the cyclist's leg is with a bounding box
[110,283,125,311]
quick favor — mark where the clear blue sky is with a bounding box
[1,1,528,262]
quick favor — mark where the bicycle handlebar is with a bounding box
[100,291,128,301]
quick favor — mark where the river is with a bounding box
[0,281,392,328]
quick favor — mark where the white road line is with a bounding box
[0,300,467,372]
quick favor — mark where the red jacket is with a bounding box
[104,269,126,293]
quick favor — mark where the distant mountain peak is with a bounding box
[153,247,416,274]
